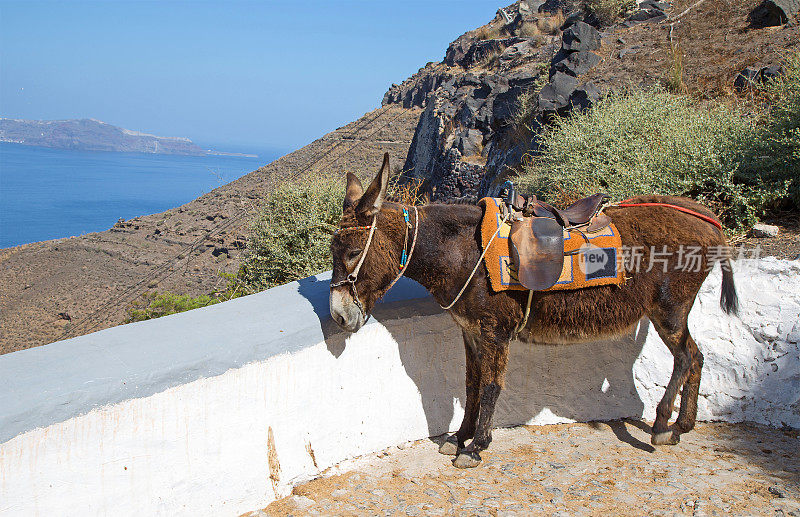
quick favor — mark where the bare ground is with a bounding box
[246,421,800,517]
[586,0,800,99]
[0,106,421,354]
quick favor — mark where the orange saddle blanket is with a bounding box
[478,197,625,292]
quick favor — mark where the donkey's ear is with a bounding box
[343,172,364,211]
[356,153,390,217]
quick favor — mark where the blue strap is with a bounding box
[400,208,410,269]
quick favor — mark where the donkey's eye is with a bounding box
[347,249,363,261]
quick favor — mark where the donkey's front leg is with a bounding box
[439,330,481,456]
[453,331,510,468]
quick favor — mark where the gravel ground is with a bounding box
[244,421,799,517]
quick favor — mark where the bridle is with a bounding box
[330,205,419,320]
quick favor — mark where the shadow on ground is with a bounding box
[298,275,653,452]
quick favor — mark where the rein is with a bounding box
[615,200,723,230]
[331,205,419,319]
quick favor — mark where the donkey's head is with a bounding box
[329,153,406,332]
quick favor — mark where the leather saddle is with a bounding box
[507,193,611,291]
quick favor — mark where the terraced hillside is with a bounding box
[0,106,420,353]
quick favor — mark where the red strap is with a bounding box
[616,200,723,230]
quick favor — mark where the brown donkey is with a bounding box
[329,154,738,468]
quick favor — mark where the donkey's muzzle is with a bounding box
[329,286,365,332]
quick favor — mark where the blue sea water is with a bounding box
[0,143,278,248]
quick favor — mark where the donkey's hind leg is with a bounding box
[674,334,704,434]
[439,330,481,456]
[648,309,702,446]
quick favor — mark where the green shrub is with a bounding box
[742,53,800,208]
[126,292,219,322]
[518,88,763,228]
[236,175,343,293]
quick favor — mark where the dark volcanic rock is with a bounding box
[538,72,578,113]
[750,0,800,26]
[445,33,477,66]
[455,129,484,157]
[734,64,786,91]
[568,82,602,112]
[459,37,528,69]
[626,8,668,22]
[561,22,601,52]
[382,65,455,109]
[551,49,601,77]
[734,67,762,90]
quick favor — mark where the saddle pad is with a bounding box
[478,197,624,292]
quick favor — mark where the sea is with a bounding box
[0,142,280,248]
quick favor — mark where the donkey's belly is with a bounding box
[519,284,648,345]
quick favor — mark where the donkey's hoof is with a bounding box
[453,451,481,469]
[438,437,459,456]
[651,430,680,446]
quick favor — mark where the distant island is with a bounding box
[0,118,256,157]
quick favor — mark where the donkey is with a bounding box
[330,154,738,468]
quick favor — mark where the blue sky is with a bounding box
[0,1,497,153]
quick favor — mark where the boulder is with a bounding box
[762,64,785,80]
[562,22,601,52]
[492,86,526,126]
[750,223,780,238]
[456,129,484,157]
[734,67,762,91]
[626,8,668,22]
[568,82,602,112]
[734,65,786,91]
[445,33,477,66]
[551,49,601,77]
[539,0,577,14]
[537,72,579,113]
[499,39,537,63]
[749,0,800,26]
[560,10,585,30]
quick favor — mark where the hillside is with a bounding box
[0,118,207,155]
[1,0,799,353]
[0,107,420,353]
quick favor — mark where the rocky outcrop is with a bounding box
[623,3,670,26]
[382,65,456,109]
[392,6,606,201]
[402,69,544,200]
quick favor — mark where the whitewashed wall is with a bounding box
[0,259,798,516]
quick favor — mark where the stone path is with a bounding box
[244,421,799,517]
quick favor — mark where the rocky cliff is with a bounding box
[0,118,206,155]
[383,0,800,201]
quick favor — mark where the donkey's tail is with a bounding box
[720,258,739,315]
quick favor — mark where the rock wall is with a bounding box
[384,1,612,201]
[1,259,798,515]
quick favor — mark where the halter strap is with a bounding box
[331,205,419,318]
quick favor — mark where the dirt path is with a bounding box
[245,421,799,517]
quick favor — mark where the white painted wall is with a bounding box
[1,259,798,516]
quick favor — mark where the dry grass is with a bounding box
[518,11,566,38]
[583,0,636,25]
[388,174,428,206]
[664,43,688,93]
[475,23,506,41]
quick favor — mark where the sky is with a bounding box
[0,1,498,153]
